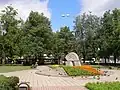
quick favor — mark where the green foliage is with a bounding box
[0,6,53,64]
[7,76,19,87]
[62,66,93,76]
[74,12,101,62]
[86,82,120,90]
[21,11,53,58]
[1,5,120,65]
[0,5,22,62]
[0,75,19,90]
[52,26,75,59]
[74,9,120,64]
[97,8,120,64]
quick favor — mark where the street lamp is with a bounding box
[97,48,101,80]
[97,48,100,68]
[61,14,70,17]
[66,14,70,17]
[98,48,100,51]
[61,14,65,17]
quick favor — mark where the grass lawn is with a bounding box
[49,65,60,69]
[86,82,120,90]
[0,66,30,73]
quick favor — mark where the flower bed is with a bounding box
[73,65,103,75]
[63,66,93,76]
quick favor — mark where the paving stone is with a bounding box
[32,86,88,90]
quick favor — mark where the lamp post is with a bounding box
[97,48,100,80]
[61,14,70,17]
[97,48,100,69]
[61,14,71,27]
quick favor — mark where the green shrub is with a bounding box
[62,66,93,76]
[85,82,120,90]
[0,81,13,90]
[0,75,8,81]
[0,75,19,90]
[7,76,19,87]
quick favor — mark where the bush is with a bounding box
[85,82,120,90]
[7,76,19,87]
[0,81,13,90]
[0,75,19,90]
[62,66,93,76]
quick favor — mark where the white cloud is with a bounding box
[81,0,120,16]
[0,0,51,20]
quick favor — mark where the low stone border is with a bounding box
[35,71,103,79]
[35,71,107,81]
[35,71,69,77]
[35,67,113,78]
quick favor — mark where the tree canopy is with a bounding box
[0,6,120,65]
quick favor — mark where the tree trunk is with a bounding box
[2,51,6,64]
[105,58,107,64]
[83,55,86,63]
[114,54,116,66]
[58,56,60,65]
[108,57,110,62]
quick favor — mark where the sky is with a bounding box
[0,0,120,31]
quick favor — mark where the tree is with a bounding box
[74,12,101,63]
[111,8,120,64]
[0,23,2,60]
[22,11,53,62]
[58,26,75,54]
[0,6,21,63]
[52,26,75,60]
[98,9,120,64]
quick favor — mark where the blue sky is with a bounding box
[0,0,120,31]
[48,0,81,31]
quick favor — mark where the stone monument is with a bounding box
[65,52,81,66]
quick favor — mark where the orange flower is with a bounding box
[73,65,103,75]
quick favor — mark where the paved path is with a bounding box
[0,69,88,90]
[1,66,120,90]
[36,66,68,77]
[32,86,87,90]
